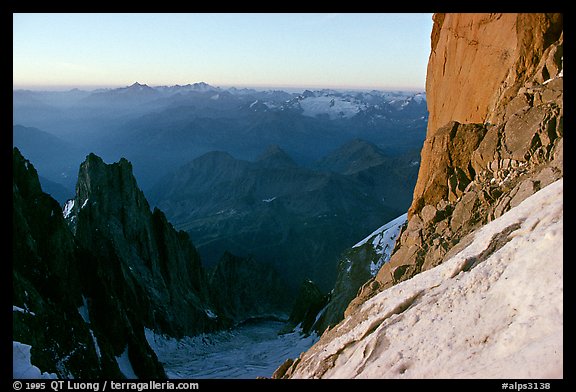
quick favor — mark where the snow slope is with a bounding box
[288,178,563,379]
[352,213,407,275]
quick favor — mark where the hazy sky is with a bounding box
[13,13,433,91]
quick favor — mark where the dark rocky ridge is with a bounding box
[314,235,392,333]
[290,213,407,336]
[65,153,226,338]
[279,280,329,335]
[14,148,307,378]
[13,148,166,378]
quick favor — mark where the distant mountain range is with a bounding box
[14,82,425,116]
[149,140,419,292]
[13,82,427,193]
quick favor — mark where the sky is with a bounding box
[13,13,434,91]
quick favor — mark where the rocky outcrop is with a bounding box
[279,12,563,379]
[13,148,166,378]
[66,153,225,338]
[414,12,562,217]
[425,13,562,135]
[279,280,328,335]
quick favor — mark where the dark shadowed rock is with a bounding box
[208,251,291,323]
[67,153,225,338]
[13,148,166,378]
[280,280,328,336]
[311,213,407,334]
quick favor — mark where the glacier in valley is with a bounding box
[145,320,318,379]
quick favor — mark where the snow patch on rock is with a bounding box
[63,199,75,218]
[115,346,138,379]
[13,341,58,379]
[353,213,407,276]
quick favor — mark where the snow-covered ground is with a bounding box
[145,320,317,379]
[289,178,563,378]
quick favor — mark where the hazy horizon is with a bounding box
[12,81,427,93]
[13,13,433,92]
